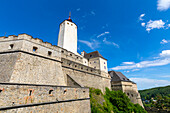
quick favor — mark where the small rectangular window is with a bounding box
[9,44,14,49]
[48,51,52,56]
[33,46,38,52]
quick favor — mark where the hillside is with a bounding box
[90,88,146,113]
[139,85,170,112]
[139,85,170,99]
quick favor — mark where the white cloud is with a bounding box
[160,39,170,44]
[76,8,80,11]
[130,78,170,90]
[103,38,120,48]
[161,75,170,77]
[141,22,146,27]
[90,11,96,16]
[110,50,170,71]
[145,20,165,32]
[122,62,135,65]
[79,39,100,50]
[97,32,110,38]
[139,14,145,21]
[157,0,170,11]
[160,50,170,57]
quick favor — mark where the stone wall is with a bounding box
[62,58,111,92]
[111,81,143,107]
[0,83,90,113]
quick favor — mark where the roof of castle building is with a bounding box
[109,71,135,83]
[84,51,107,60]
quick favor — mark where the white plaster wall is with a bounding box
[82,58,88,66]
[58,20,77,54]
[99,58,108,72]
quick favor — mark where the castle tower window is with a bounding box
[67,23,69,25]
[9,44,14,49]
[71,24,73,26]
[49,89,53,95]
[104,62,105,64]
[33,46,38,52]
[48,51,52,56]
[104,66,106,69]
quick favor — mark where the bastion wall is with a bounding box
[0,34,111,91]
[0,83,90,113]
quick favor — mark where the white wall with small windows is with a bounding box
[99,58,108,72]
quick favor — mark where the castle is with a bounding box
[0,15,143,112]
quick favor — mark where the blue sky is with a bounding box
[0,0,170,90]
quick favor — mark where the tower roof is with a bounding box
[84,51,107,60]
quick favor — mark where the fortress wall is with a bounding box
[0,83,90,113]
[10,52,66,85]
[0,53,19,82]
[62,58,111,92]
[60,48,83,64]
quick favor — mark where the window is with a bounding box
[29,90,32,96]
[33,46,38,52]
[67,23,69,25]
[71,24,73,26]
[104,62,105,64]
[85,61,86,63]
[61,50,64,53]
[49,90,53,95]
[81,67,83,69]
[48,51,52,56]
[90,62,91,64]
[77,57,79,59]
[104,66,106,69]
[127,93,129,96]
[75,65,77,67]
[123,78,125,80]
[94,61,96,63]
[90,55,92,57]
[70,54,72,56]
[9,44,14,49]
[131,94,133,97]
[64,89,67,94]
[94,66,96,69]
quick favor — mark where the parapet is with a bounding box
[0,34,84,64]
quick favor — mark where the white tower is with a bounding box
[58,13,77,54]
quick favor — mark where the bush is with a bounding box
[90,87,147,113]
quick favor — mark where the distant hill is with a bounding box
[139,85,170,100]
[139,85,170,112]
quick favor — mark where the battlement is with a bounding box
[0,34,83,64]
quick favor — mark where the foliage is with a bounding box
[90,88,147,113]
[139,85,170,111]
